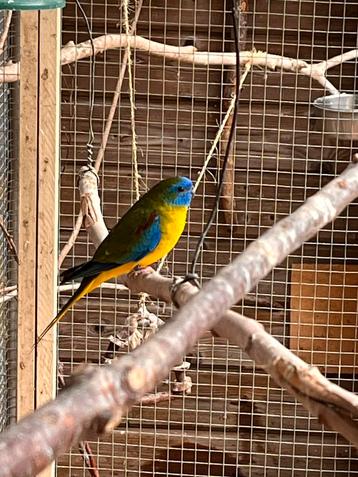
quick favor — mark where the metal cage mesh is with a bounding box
[59,1,358,476]
[0,11,16,431]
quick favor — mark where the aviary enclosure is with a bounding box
[0,1,357,476]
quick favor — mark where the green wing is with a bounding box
[60,198,162,284]
[93,201,161,264]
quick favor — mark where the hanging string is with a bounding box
[75,0,96,168]
[189,3,241,284]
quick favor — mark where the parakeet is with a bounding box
[36,176,193,345]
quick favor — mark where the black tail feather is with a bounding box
[60,262,92,284]
[60,260,119,284]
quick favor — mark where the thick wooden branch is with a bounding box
[0,163,358,476]
[2,33,357,92]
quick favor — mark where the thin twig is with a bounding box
[0,11,12,54]
[79,442,100,477]
[0,282,128,305]
[139,391,171,405]
[217,0,248,227]
[58,212,84,268]
[0,287,17,304]
[193,63,251,193]
[0,216,19,264]
[193,96,235,194]
[0,285,16,295]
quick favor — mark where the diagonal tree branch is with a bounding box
[0,161,358,477]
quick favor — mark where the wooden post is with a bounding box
[17,9,39,422]
[36,8,60,410]
[17,8,60,477]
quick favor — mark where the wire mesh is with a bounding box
[59,1,358,476]
[0,11,16,431]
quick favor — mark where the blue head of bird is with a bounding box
[151,176,193,207]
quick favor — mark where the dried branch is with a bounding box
[79,442,100,477]
[218,0,248,226]
[0,285,16,295]
[219,65,251,225]
[1,32,356,92]
[220,84,239,225]
[58,167,107,268]
[58,36,358,94]
[0,162,358,477]
[139,391,171,405]
[0,11,12,54]
[0,216,19,264]
[0,281,129,305]
[0,287,17,304]
[58,212,84,268]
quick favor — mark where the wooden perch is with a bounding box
[0,162,358,476]
[1,32,358,93]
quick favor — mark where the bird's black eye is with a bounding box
[177,186,185,192]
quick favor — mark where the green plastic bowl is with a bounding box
[0,0,65,9]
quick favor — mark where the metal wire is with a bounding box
[0,10,15,431]
[59,0,358,476]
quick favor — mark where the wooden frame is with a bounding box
[17,8,60,477]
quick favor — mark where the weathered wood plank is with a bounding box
[17,10,39,421]
[290,263,358,373]
[36,7,61,420]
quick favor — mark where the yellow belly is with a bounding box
[138,205,188,267]
[88,205,188,289]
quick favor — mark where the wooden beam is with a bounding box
[17,9,61,477]
[36,7,60,409]
[17,10,39,421]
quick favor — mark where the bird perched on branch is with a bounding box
[36,176,193,345]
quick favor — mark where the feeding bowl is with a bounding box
[313,93,358,141]
[0,0,65,9]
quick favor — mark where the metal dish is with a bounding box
[313,93,358,141]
